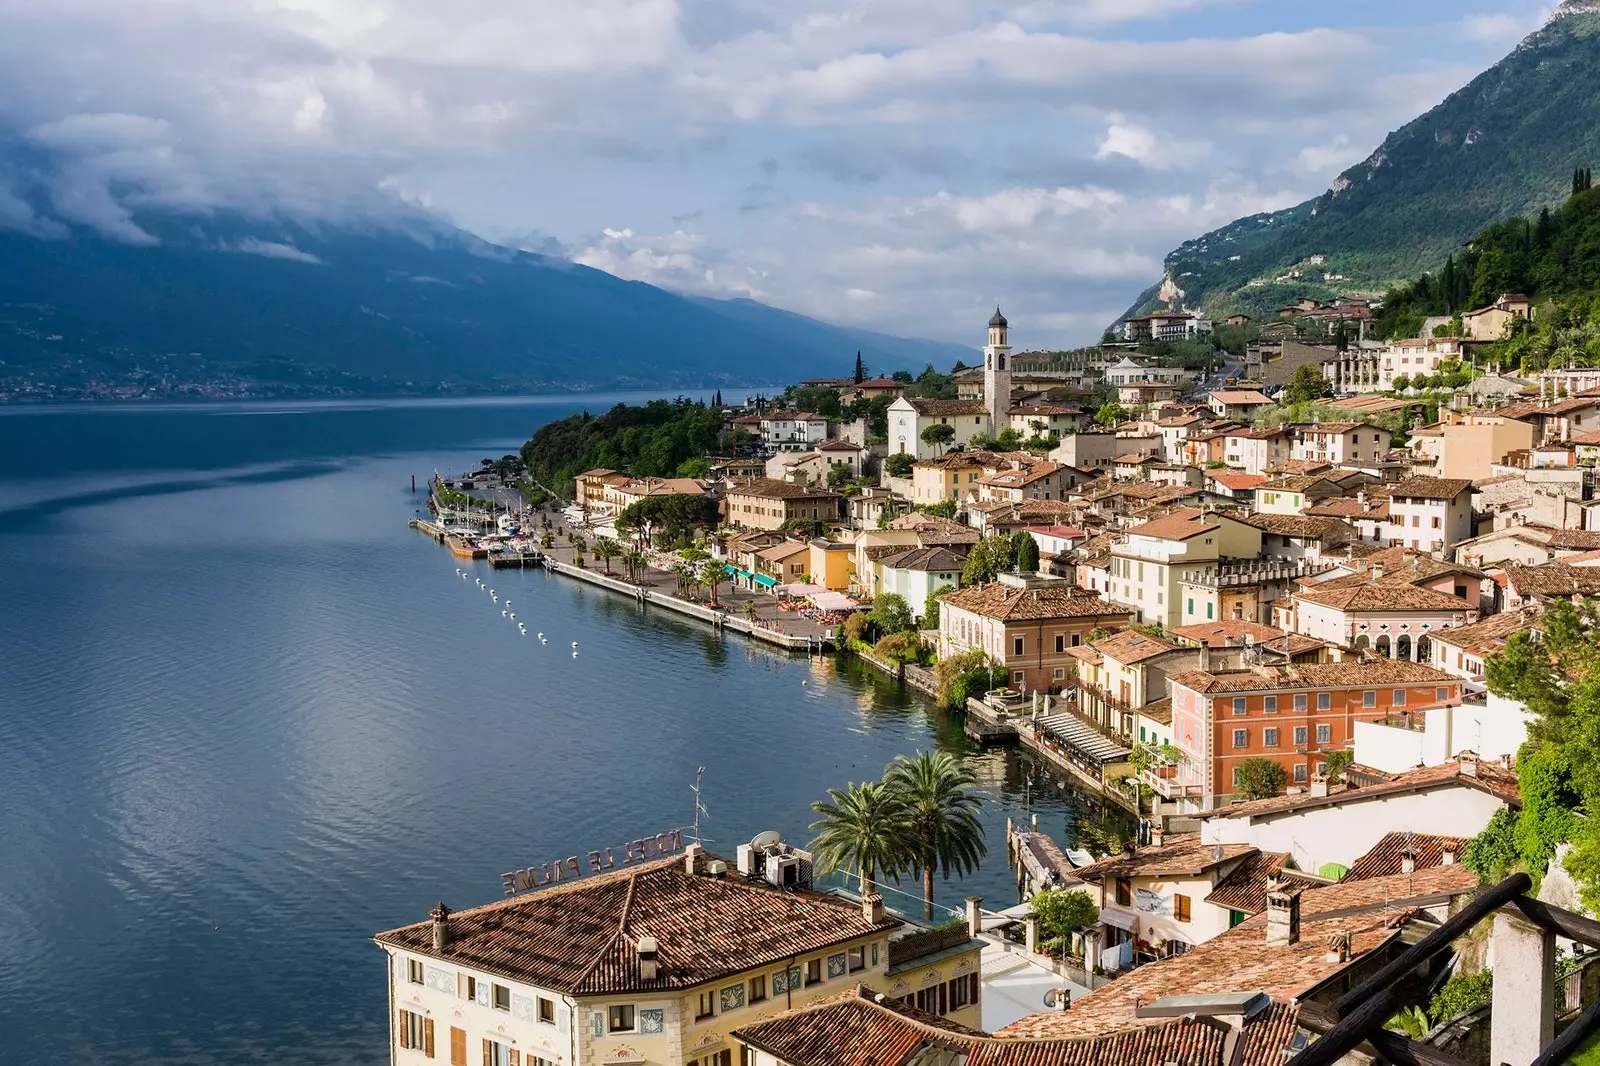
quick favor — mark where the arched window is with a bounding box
[1416,635,1432,664]
[1375,635,1391,658]
[1396,634,1412,661]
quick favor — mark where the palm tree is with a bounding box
[742,598,759,622]
[623,550,648,584]
[700,558,726,607]
[593,536,622,575]
[885,751,988,920]
[808,781,910,899]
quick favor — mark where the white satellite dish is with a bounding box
[751,830,782,851]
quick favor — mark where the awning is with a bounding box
[784,583,829,596]
[754,574,778,588]
[1099,908,1137,932]
[810,591,858,611]
[1036,713,1133,765]
[724,563,739,575]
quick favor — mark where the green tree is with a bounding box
[807,781,911,898]
[1463,807,1521,884]
[698,558,726,607]
[921,423,957,454]
[854,351,866,384]
[592,536,622,574]
[1284,363,1332,405]
[870,593,916,634]
[1391,373,1410,393]
[1030,888,1098,951]
[1234,757,1287,800]
[1014,532,1041,573]
[1095,402,1126,427]
[884,453,915,479]
[885,751,988,920]
[925,584,955,629]
[961,534,1013,586]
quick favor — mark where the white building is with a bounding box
[885,307,1013,458]
[1354,692,1536,774]
[1386,476,1474,554]
[760,413,830,452]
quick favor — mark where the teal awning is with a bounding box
[754,574,778,588]
[724,563,739,575]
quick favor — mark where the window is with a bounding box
[1363,690,1376,708]
[1115,879,1132,906]
[1232,728,1248,749]
[1187,597,1194,615]
[749,975,768,1004]
[1207,602,1214,620]
[492,984,510,1012]
[407,959,425,985]
[1432,516,1442,529]
[1232,697,1246,716]
[1294,694,1307,712]
[1264,727,1279,747]
[1316,724,1331,744]
[1318,692,1331,710]
[696,990,716,1020]
[950,973,978,1010]
[1294,726,1308,746]
[1071,633,1082,647]
[805,958,823,986]
[1264,696,1277,714]
[608,1005,636,1033]
[538,997,555,1025]
[1437,687,1450,702]
[1393,689,1407,707]
[1316,761,1328,776]
[462,975,477,1002]
[1055,634,1065,653]
[1013,635,1024,656]
[399,1009,428,1052]
[1294,763,1308,783]
[1053,667,1065,681]
[689,1054,732,1066]
[848,945,867,973]
[1173,894,1191,923]
[485,1040,510,1066]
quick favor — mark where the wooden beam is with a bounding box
[1510,896,1600,951]
[1285,988,1401,1066]
[1296,1002,1479,1066]
[1331,873,1532,1017]
[1530,994,1600,1066]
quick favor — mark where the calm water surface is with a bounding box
[0,396,1128,1064]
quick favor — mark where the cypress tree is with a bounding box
[853,351,865,384]
[1441,256,1456,313]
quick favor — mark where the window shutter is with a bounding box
[459,972,467,998]
[424,1017,436,1059]
[398,1009,409,1049]
[510,1051,521,1066]
[483,1038,492,1066]
[451,1027,467,1066]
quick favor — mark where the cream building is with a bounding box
[1105,510,1263,629]
[887,308,1013,458]
[375,848,983,1066]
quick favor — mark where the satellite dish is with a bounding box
[751,830,782,850]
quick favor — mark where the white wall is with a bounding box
[1200,787,1511,873]
[386,948,577,1066]
[1353,719,1426,774]
[1424,693,1533,766]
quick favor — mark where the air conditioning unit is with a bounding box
[736,844,758,876]
[766,853,802,888]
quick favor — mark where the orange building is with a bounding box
[1166,660,1461,809]
[937,577,1133,693]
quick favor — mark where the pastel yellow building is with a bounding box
[375,847,983,1066]
[910,453,987,504]
[807,537,857,592]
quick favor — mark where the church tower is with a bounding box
[984,306,1012,437]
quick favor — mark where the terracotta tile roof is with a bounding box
[1170,659,1459,695]
[1070,835,1255,882]
[888,512,983,544]
[1502,563,1600,598]
[1208,472,1268,491]
[1304,497,1390,520]
[1169,621,1290,648]
[1548,530,1600,550]
[816,438,865,452]
[1431,607,1542,654]
[576,468,619,478]
[373,855,897,994]
[734,985,1300,1066]
[939,583,1133,623]
[1344,832,1469,881]
[1092,630,1185,664]
[1195,758,1520,820]
[1387,476,1473,500]
[904,397,989,416]
[879,546,967,573]
[1258,475,1340,493]
[1210,390,1273,404]
[728,478,842,500]
[1124,509,1220,542]
[1204,852,1327,913]
[1138,697,1173,725]
[1239,513,1349,539]
[1286,864,1478,911]
[1295,583,1473,613]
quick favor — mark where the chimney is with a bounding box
[1459,751,1479,778]
[1025,913,1040,955]
[1323,931,1352,964]
[1198,643,1212,672]
[1308,774,1329,798]
[637,935,660,981]
[863,892,885,924]
[1212,842,1224,862]
[1151,824,1165,847]
[1371,562,1384,581]
[1400,850,1416,875]
[966,897,984,940]
[1266,889,1301,947]
[430,902,452,953]
[684,843,706,875]
[1052,987,1072,1012]
[1442,848,1456,866]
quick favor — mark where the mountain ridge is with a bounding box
[1119,3,1600,325]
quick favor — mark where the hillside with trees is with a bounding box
[518,399,733,497]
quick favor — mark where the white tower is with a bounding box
[984,306,1012,437]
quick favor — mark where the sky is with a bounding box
[0,0,1564,349]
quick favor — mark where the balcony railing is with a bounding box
[1181,558,1337,589]
[1139,764,1205,800]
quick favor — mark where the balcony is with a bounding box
[1181,558,1336,589]
[1139,763,1205,800]
[1062,675,1133,715]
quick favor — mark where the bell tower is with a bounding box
[984,306,1012,437]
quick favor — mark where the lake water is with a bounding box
[0,396,1129,1064]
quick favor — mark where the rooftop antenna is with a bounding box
[690,766,711,845]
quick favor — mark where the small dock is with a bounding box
[410,517,446,543]
[490,553,544,569]
[964,715,1018,746]
[1007,817,1082,898]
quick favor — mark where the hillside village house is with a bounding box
[805,538,857,592]
[937,577,1132,692]
[1493,395,1600,443]
[1167,659,1463,809]
[841,377,906,401]
[754,540,812,586]
[873,547,964,620]
[888,397,991,459]
[1292,582,1477,662]
[1461,292,1533,342]
[760,412,830,452]
[1122,311,1211,342]
[1178,558,1334,629]
[605,477,710,514]
[1377,336,1464,391]
[1407,414,1535,480]
[814,438,867,477]
[1207,390,1273,422]
[1239,513,1354,563]
[1069,835,1256,960]
[1118,380,1183,407]
[725,479,844,531]
[1008,403,1083,438]
[977,460,1070,503]
[375,848,983,1066]
[909,452,988,504]
[575,469,626,512]
[1254,474,1347,516]
[1205,470,1267,504]
[1105,509,1263,630]
[1223,427,1290,474]
[1051,430,1160,471]
[1064,629,1201,737]
[1291,422,1388,467]
[1385,477,1474,552]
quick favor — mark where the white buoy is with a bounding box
[509,612,516,620]
[571,641,579,648]
[572,651,579,658]
[537,633,544,639]
[501,610,508,617]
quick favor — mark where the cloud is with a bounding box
[230,237,322,264]
[1096,116,1210,170]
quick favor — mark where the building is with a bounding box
[873,547,965,619]
[1429,606,1540,681]
[1292,582,1477,661]
[842,377,906,401]
[1178,559,1335,629]
[1290,422,1387,467]
[1123,310,1211,342]
[1207,390,1273,422]
[1064,629,1201,736]
[1407,416,1535,481]
[1118,380,1183,407]
[1237,514,1354,564]
[806,538,858,592]
[1385,477,1473,553]
[887,398,990,459]
[1167,660,1464,808]
[1223,427,1291,475]
[977,459,1073,504]
[1051,430,1160,472]
[1204,471,1266,505]
[1069,835,1257,958]
[1461,293,1533,342]
[605,477,711,514]
[1301,494,1391,546]
[754,540,812,587]
[375,847,984,1066]
[937,576,1133,692]
[815,438,869,478]
[575,468,626,512]
[1198,755,1519,873]
[760,412,831,452]
[1105,509,1263,629]
[726,480,845,531]
[1009,403,1083,438]
[1252,475,1347,516]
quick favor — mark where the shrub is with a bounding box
[884,453,915,479]
[1031,889,1097,949]
[1429,970,1492,1023]
[873,632,928,666]
[1235,757,1287,800]
[842,612,871,647]
[870,593,917,634]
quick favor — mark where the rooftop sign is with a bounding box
[499,829,686,896]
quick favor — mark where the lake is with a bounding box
[0,396,1128,1064]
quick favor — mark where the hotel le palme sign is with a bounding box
[500,829,686,895]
